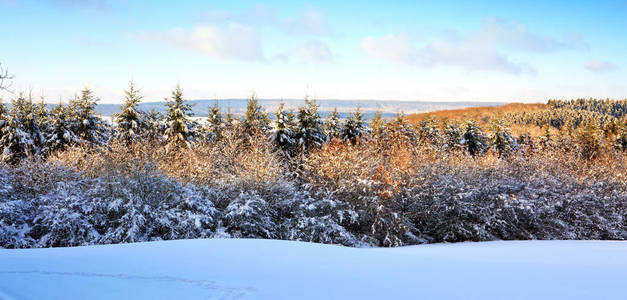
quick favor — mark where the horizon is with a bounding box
[2,0,626,103]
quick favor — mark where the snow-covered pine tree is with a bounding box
[341,107,368,144]
[68,88,109,146]
[113,82,144,143]
[296,98,326,153]
[442,119,465,151]
[35,97,49,130]
[45,101,82,152]
[0,93,45,162]
[142,109,165,142]
[164,84,194,151]
[324,107,342,140]
[271,103,297,158]
[204,101,223,142]
[418,116,441,145]
[489,119,519,157]
[616,120,627,151]
[369,110,386,138]
[576,119,602,160]
[243,94,270,136]
[462,120,488,156]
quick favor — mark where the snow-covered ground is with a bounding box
[0,239,625,300]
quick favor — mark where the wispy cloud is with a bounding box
[585,60,618,72]
[360,18,586,75]
[133,5,334,62]
[280,7,332,35]
[48,0,125,12]
[131,23,264,61]
[202,5,332,36]
[286,40,334,63]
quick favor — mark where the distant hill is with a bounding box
[96,99,505,119]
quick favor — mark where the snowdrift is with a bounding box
[0,239,625,299]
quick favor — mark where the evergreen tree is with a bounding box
[69,88,108,145]
[324,107,342,140]
[204,101,224,142]
[370,110,386,138]
[442,119,465,151]
[114,82,144,143]
[35,97,48,129]
[164,84,194,151]
[418,116,440,143]
[296,98,326,153]
[243,94,269,136]
[576,120,602,160]
[271,103,297,157]
[143,109,165,142]
[0,94,45,162]
[341,107,368,143]
[462,120,488,156]
[616,120,627,151]
[489,119,519,157]
[45,102,81,152]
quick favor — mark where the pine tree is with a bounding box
[324,107,342,139]
[45,102,82,152]
[489,119,519,157]
[418,116,440,144]
[69,88,108,145]
[462,120,488,156]
[143,109,165,142]
[577,120,602,159]
[341,107,368,143]
[370,110,386,138]
[164,84,194,151]
[243,94,269,136]
[271,103,297,157]
[296,98,326,153]
[442,119,464,151]
[204,101,223,142]
[616,120,627,151]
[114,82,144,143]
[0,93,45,162]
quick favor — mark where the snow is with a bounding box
[0,239,625,300]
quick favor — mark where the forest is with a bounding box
[0,82,625,248]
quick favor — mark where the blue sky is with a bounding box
[1,0,626,103]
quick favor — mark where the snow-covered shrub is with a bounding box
[272,186,360,246]
[223,191,276,239]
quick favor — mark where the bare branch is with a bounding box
[0,63,14,92]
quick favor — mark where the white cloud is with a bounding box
[203,5,332,36]
[360,34,416,64]
[271,41,334,64]
[132,23,264,61]
[293,41,333,63]
[470,18,586,52]
[280,7,331,35]
[585,60,618,72]
[360,18,585,74]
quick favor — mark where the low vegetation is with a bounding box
[0,84,625,248]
